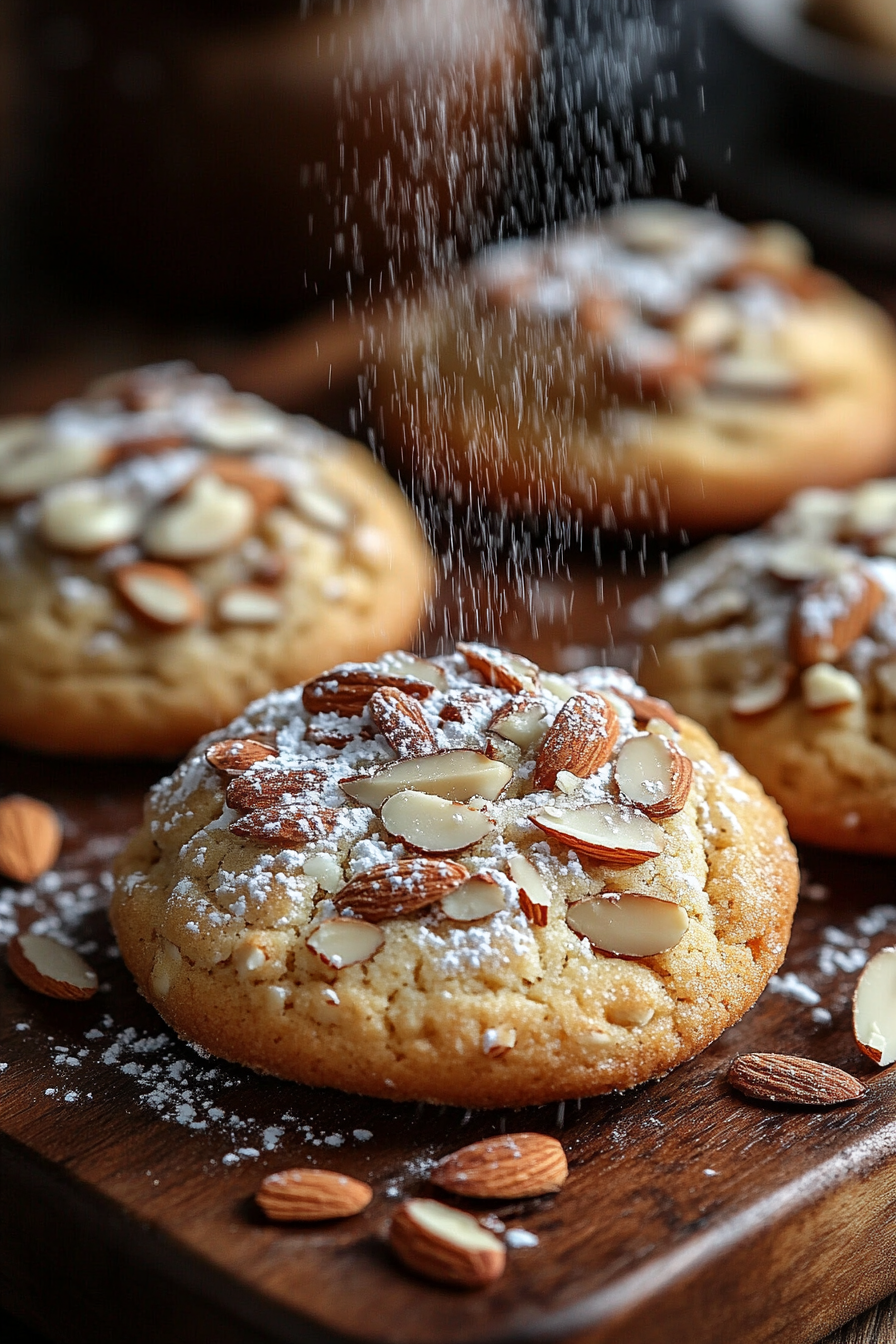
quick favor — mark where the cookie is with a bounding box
[111,645,798,1108]
[370,201,896,531]
[0,364,432,756]
[809,0,896,54]
[637,479,896,853]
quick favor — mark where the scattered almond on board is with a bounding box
[727,1053,865,1107]
[853,946,896,1066]
[256,1168,373,1221]
[7,933,98,1001]
[0,793,62,884]
[389,1198,506,1288]
[429,1133,568,1199]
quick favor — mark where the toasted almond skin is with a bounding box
[528,813,661,867]
[230,807,339,845]
[7,934,97,1001]
[226,766,327,810]
[727,1053,866,1107]
[206,457,288,514]
[430,1133,568,1199]
[790,569,884,668]
[533,693,619,791]
[114,561,207,630]
[390,1201,506,1288]
[256,1168,372,1221]
[303,669,435,718]
[205,738,279,774]
[111,431,187,461]
[616,691,680,731]
[456,642,538,694]
[334,859,469,922]
[637,739,693,821]
[0,794,62,884]
[369,686,437,757]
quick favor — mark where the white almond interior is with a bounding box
[614,734,675,809]
[854,945,896,1067]
[18,933,98,990]
[306,918,384,969]
[381,791,494,852]
[490,700,549,750]
[567,892,688,957]
[39,483,143,552]
[404,1199,503,1253]
[531,803,664,859]
[143,474,255,561]
[441,877,505,923]
[0,435,108,499]
[341,750,512,807]
[508,853,551,914]
[218,586,284,625]
[119,570,199,624]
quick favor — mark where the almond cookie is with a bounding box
[636,479,896,852]
[0,364,432,755]
[370,201,896,531]
[111,645,797,1108]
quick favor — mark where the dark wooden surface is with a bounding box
[2,557,896,1344]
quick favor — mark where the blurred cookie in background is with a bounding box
[808,0,896,55]
[0,363,433,756]
[368,201,896,533]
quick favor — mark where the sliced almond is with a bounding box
[529,803,664,866]
[38,481,143,553]
[111,432,187,461]
[197,397,285,451]
[340,750,512,808]
[508,853,551,926]
[801,663,863,712]
[0,434,110,501]
[481,1027,517,1058]
[205,738,279,774]
[430,1133,568,1199]
[676,293,741,351]
[303,668,436,718]
[440,874,504,923]
[114,562,206,630]
[705,353,804,399]
[567,891,687,957]
[842,480,896,543]
[292,485,352,533]
[790,568,884,667]
[487,693,550,751]
[207,457,287,514]
[615,691,680,732]
[334,858,469,922]
[767,540,848,583]
[230,807,339,846]
[142,474,255,562]
[368,687,436,757]
[306,917,384,969]
[533,693,619,791]
[853,946,896,1066]
[457,642,540,694]
[226,766,327,810]
[539,672,579,702]
[0,795,62,883]
[7,933,97,1000]
[379,652,448,690]
[614,734,692,819]
[217,585,284,626]
[257,1167,373,1221]
[730,667,793,718]
[0,416,40,461]
[728,1053,865,1106]
[381,791,494,854]
[390,1199,506,1288]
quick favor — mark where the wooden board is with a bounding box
[3,558,896,1344]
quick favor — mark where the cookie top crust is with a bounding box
[467,200,830,405]
[111,645,798,1107]
[0,362,394,638]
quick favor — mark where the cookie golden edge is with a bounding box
[111,705,798,1109]
[0,444,434,757]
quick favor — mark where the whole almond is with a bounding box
[226,766,327,811]
[390,1198,506,1288]
[368,686,436,757]
[205,738,279,774]
[430,1133,568,1199]
[790,568,884,668]
[0,795,62,883]
[256,1168,372,1221]
[727,1053,865,1107]
[334,859,470,922]
[231,807,339,846]
[456,642,540,694]
[8,933,98,1001]
[533,693,619,791]
[303,669,436,718]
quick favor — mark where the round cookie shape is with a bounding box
[111,645,798,1108]
[636,478,896,853]
[370,201,896,532]
[0,364,432,756]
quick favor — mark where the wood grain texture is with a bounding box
[2,562,896,1344]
